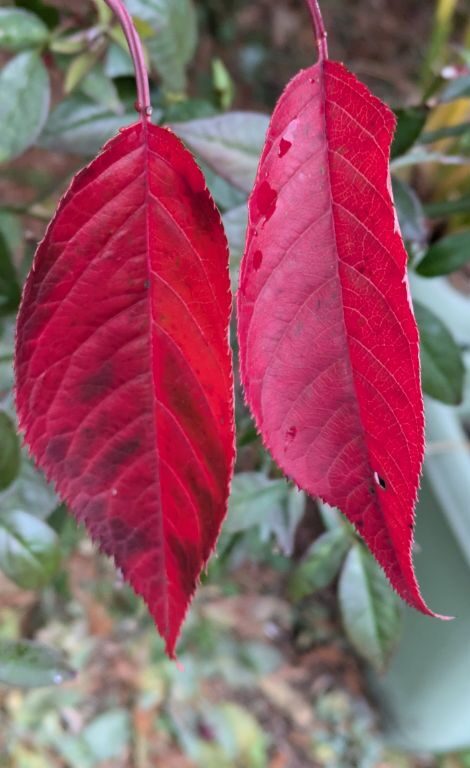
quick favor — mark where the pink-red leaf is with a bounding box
[15,121,235,656]
[238,60,439,616]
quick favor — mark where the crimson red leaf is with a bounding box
[238,59,442,617]
[15,122,235,656]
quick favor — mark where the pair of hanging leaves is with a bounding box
[15,4,442,657]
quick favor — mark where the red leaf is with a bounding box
[15,122,235,655]
[238,60,440,616]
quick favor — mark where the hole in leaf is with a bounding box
[373,472,387,490]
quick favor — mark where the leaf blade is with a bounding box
[0,8,49,51]
[0,50,50,162]
[415,301,464,405]
[0,509,60,589]
[0,411,21,491]
[237,60,436,617]
[416,231,470,277]
[171,112,270,192]
[15,122,235,655]
[338,543,401,672]
[0,639,75,688]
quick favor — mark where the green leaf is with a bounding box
[14,0,59,29]
[49,30,89,55]
[0,232,21,316]
[82,709,131,761]
[226,473,289,533]
[64,51,99,95]
[222,204,247,289]
[0,210,22,257]
[391,106,428,159]
[421,122,470,144]
[318,501,344,531]
[391,147,470,170]
[288,528,350,601]
[39,95,140,156]
[212,703,267,768]
[0,458,58,521]
[162,98,217,123]
[0,509,60,589]
[104,41,134,78]
[225,472,303,556]
[338,543,401,672]
[424,195,470,218]
[94,0,113,26]
[392,177,427,244]
[212,57,235,110]
[441,74,470,103]
[79,64,123,114]
[0,639,75,688]
[0,51,50,162]
[199,163,246,211]
[0,319,14,392]
[416,231,470,277]
[170,112,269,192]
[0,8,48,51]
[0,412,20,491]
[414,301,464,405]
[126,0,198,95]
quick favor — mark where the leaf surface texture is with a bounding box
[238,60,435,615]
[16,122,235,655]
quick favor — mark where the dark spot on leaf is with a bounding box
[255,180,277,222]
[285,426,297,450]
[46,435,69,463]
[168,534,200,594]
[96,438,141,483]
[108,517,149,559]
[278,138,292,158]
[79,360,115,403]
[253,250,263,270]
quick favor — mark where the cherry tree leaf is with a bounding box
[15,121,234,656]
[237,52,443,617]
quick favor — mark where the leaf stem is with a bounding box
[103,0,151,119]
[305,0,329,61]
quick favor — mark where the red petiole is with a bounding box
[103,0,151,118]
[306,0,329,61]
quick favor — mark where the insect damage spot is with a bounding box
[279,138,292,158]
[253,250,263,270]
[374,471,387,490]
[254,180,277,222]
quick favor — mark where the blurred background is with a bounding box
[1,0,470,765]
